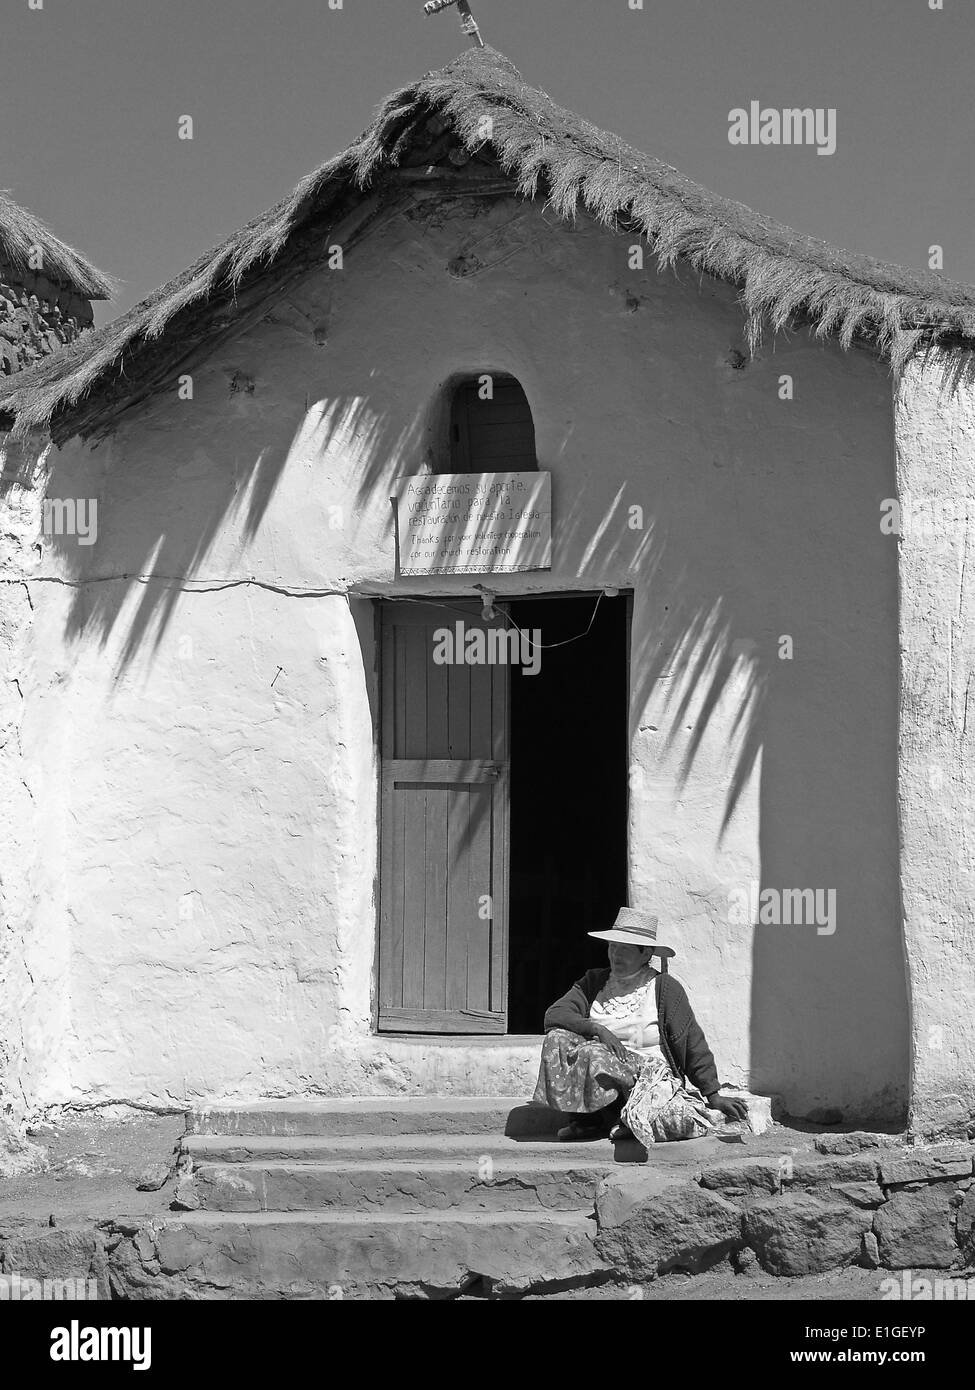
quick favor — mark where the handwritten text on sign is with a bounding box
[394,471,552,576]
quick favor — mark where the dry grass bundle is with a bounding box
[3,47,974,440]
[0,190,113,301]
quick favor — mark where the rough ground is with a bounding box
[0,1112,184,1225]
[527,1266,903,1299]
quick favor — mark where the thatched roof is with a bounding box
[3,46,974,441]
[0,191,113,301]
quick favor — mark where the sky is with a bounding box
[2,0,972,323]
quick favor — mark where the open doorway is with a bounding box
[506,593,630,1033]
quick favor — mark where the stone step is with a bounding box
[141,1209,603,1297]
[182,1132,618,1164]
[185,1097,555,1139]
[187,1157,615,1214]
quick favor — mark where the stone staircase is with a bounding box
[170,1098,618,1297]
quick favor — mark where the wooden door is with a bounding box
[449,376,537,472]
[378,600,509,1032]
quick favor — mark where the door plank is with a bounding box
[378,767,404,1009]
[379,619,400,1008]
[423,787,449,1010]
[469,658,492,761]
[446,786,473,1011]
[390,759,500,784]
[401,786,427,1009]
[380,1007,505,1034]
[426,625,450,761]
[491,660,509,1015]
[447,659,472,760]
[465,782,493,1014]
[402,618,427,760]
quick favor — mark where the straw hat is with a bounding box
[588,907,675,958]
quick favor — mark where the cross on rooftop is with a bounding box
[423,0,486,48]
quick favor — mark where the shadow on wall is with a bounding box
[926,342,975,398]
[40,339,907,1123]
[40,420,297,669]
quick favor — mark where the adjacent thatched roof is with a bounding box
[3,46,975,441]
[0,191,113,301]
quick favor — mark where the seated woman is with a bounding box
[533,908,749,1144]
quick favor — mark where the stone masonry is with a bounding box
[0,263,94,377]
[3,1104,972,1299]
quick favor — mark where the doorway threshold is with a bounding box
[359,1033,544,1097]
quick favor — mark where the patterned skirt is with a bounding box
[533,1028,720,1145]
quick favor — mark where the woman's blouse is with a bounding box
[589,966,663,1059]
[543,968,720,1098]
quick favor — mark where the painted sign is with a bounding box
[393,470,552,576]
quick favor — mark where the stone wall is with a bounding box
[597,1135,975,1281]
[0,262,95,376]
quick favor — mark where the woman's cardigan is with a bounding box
[543,968,720,1100]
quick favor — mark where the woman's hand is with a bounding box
[593,1025,630,1062]
[707,1093,750,1123]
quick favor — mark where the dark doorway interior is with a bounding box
[506,594,629,1033]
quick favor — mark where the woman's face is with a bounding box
[607,942,651,976]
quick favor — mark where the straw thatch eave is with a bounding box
[0,191,113,301]
[3,45,974,442]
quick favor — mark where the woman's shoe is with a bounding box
[609,1122,634,1141]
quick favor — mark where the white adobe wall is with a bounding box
[894,351,975,1140]
[0,435,73,1124]
[0,193,909,1120]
